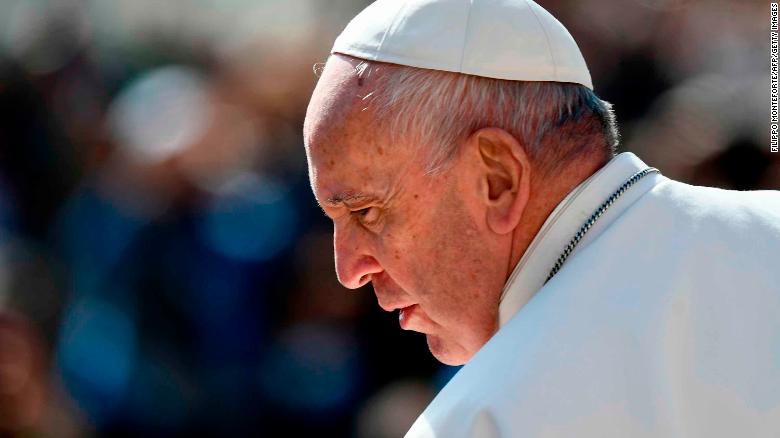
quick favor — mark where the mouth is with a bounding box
[372,281,420,329]
[398,304,419,330]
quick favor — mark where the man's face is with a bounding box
[303,56,508,365]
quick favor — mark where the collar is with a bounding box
[497,152,662,327]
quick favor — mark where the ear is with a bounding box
[470,127,531,235]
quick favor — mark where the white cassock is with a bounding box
[406,152,780,438]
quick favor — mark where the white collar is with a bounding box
[497,152,661,327]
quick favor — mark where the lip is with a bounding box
[398,304,419,330]
[374,287,415,313]
[377,299,414,312]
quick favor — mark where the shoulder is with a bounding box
[406,179,780,438]
[596,179,780,263]
[643,179,780,230]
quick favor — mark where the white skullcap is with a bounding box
[332,0,593,90]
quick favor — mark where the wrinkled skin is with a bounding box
[303,55,599,365]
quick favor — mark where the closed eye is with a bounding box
[353,206,380,226]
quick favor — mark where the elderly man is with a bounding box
[303,0,780,436]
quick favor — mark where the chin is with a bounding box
[426,334,473,366]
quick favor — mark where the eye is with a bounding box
[353,206,380,226]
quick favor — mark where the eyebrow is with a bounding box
[324,192,375,207]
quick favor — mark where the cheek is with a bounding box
[370,192,457,307]
[399,190,500,323]
[416,209,501,362]
[425,212,490,313]
[375,211,430,286]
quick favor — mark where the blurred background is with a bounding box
[0,0,775,436]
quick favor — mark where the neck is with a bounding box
[505,156,608,280]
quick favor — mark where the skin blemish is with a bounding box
[305,55,504,365]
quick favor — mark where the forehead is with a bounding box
[304,55,418,204]
[304,56,363,143]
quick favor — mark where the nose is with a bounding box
[333,223,383,289]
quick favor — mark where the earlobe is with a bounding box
[471,128,531,235]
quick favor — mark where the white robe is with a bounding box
[406,152,780,438]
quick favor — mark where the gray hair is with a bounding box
[355,60,618,175]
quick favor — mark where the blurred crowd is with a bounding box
[0,0,775,436]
